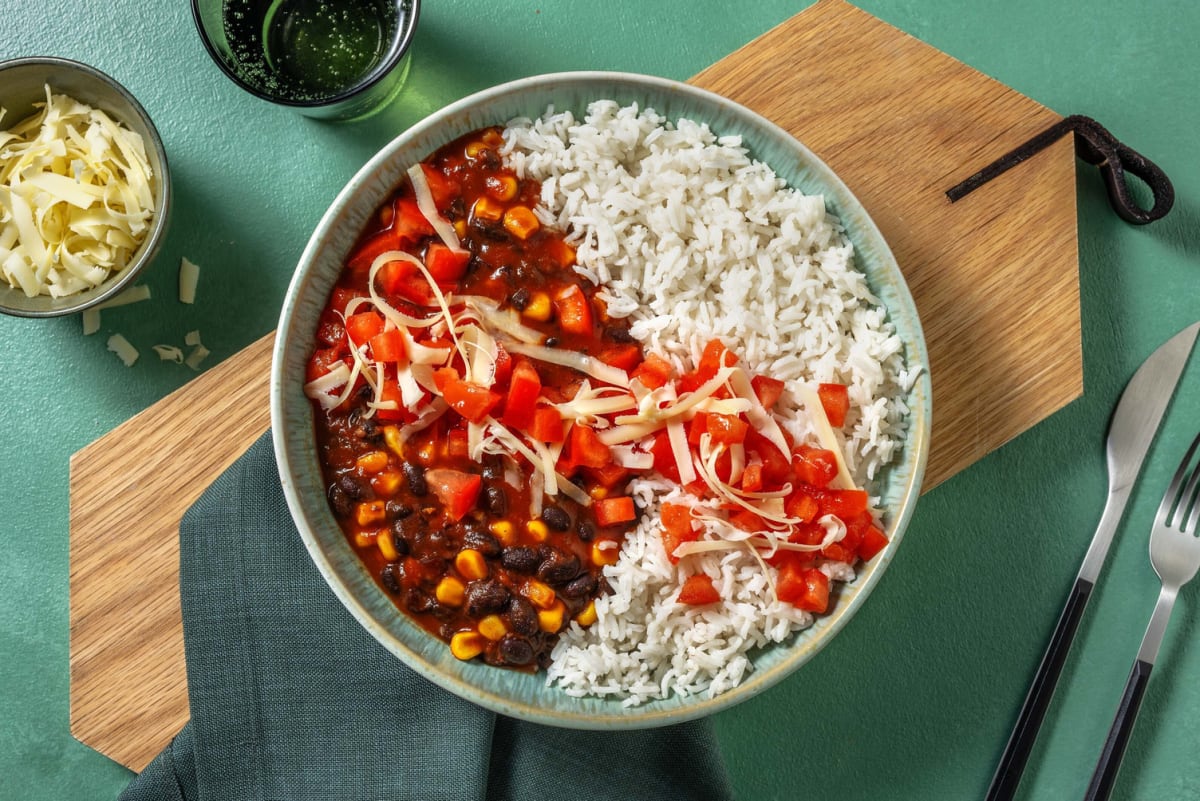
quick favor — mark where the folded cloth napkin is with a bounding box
[120,432,734,801]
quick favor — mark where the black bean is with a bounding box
[380,562,403,593]
[402,462,427,496]
[462,527,502,559]
[466,579,510,617]
[576,520,595,542]
[509,286,531,311]
[338,473,368,500]
[497,634,535,666]
[418,554,447,575]
[327,484,353,518]
[387,501,414,520]
[540,505,571,532]
[544,337,559,348]
[405,588,434,614]
[481,455,504,481]
[537,548,581,585]
[604,325,636,343]
[501,545,539,574]
[506,597,539,636]
[483,484,508,517]
[393,510,426,544]
[559,572,597,600]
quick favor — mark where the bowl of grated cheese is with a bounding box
[0,56,171,318]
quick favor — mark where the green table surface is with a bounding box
[3,1,1199,799]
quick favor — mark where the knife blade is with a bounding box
[985,320,1199,801]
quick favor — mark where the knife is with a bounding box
[985,320,1200,801]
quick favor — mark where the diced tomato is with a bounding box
[424,468,481,522]
[316,310,346,349]
[529,406,564,443]
[746,429,791,488]
[582,463,630,489]
[784,489,820,523]
[706,413,749,446]
[696,338,736,382]
[792,445,838,488]
[688,412,709,446]
[677,573,721,605]
[728,508,766,533]
[660,502,698,563]
[447,428,469,459]
[368,328,406,363]
[598,342,642,371]
[492,342,512,385]
[374,382,409,422]
[741,463,763,493]
[306,347,348,383]
[432,366,458,394]
[377,260,436,306]
[344,311,385,344]
[858,523,889,561]
[392,196,436,244]
[630,353,673,389]
[501,358,541,431]
[567,424,611,469]
[766,547,818,571]
[751,374,786,410]
[593,495,637,527]
[553,284,593,335]
[812,488,869,520]
[330,287,366,315]
[425,242,471,283]
[419,163,459,209]
[817,382,850,428]
[346,229,402,274]
[442,377,502,423]
[650,430,681,482]
[777,564,830,612]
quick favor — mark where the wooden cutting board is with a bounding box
[68,0,1081,772]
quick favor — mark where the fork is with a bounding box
[1084,431,1200,801]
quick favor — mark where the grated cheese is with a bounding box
[179,257,200,303]
[0,87,156,298]
[106,333,138,366]
[153,344,184,363]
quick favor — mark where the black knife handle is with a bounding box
[1083,659,1153,801]
[985,577,1095,801]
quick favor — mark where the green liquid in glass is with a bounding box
[223,0,402,102]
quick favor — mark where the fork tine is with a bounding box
[1183,441,1200,535]
[1166,432,1200,531]
[1161,434,1200,527]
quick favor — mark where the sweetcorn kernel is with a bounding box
[522,579,556,610]
[591,539,620,566]
[355,500,387,527]
[377,529,399,561]
[436,576,465,607]
[382,425,404,456]
[450,630,485,660]
[371,470,403,497]
[455,549,488,581]
[489,520,516,546]
[525,519,549,542]
[537,600,567,633]
[575,600,598,627]
[478,614,508,641]
[522,291,552,322]
[355,450,389,474]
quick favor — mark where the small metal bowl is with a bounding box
[0,57,171,318]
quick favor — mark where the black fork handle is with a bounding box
[985,577,1094,801]
[1083,659,1153,801]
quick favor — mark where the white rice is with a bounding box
[500,101,912,704]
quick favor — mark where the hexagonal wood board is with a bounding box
[69,0,1080,772]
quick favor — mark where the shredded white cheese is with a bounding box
[0,87,156,298]
[106,333,138,366]
[153,344,184,363]
[179,257,200,304]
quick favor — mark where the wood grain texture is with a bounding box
[68,0,1081,772]
[68,332,274,770]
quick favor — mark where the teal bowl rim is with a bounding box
[272,70,931,728]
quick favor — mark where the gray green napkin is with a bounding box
[119,432,733,801]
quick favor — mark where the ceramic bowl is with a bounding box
[0,56,171,318]
[272,71,930,727]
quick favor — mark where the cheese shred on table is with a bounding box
[0,86,156,298]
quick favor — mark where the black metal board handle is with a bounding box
[985,577,1095,801]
